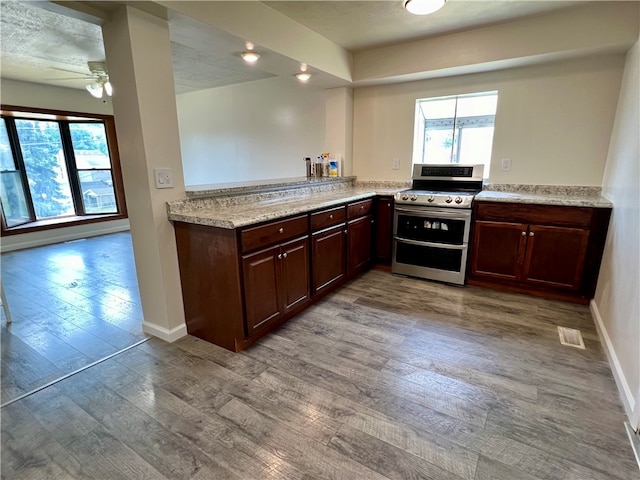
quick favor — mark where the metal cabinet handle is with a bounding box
[329,214,333,219]
[371,219,375,224]
[278,227,284,233]
[344,229,347,234]
[529,232,535,237]
[282,252,288,258]
[387,203,391,207]
[277,253,282,259]
[521,231,527,236]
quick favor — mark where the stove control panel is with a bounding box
[394,190,475,208]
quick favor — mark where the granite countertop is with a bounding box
[186,176,356,198]
[476,185,612,208]
[168,188,380,229]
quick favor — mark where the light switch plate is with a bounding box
[154,168,174,189]
[501,158,512,171]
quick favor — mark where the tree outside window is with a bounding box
[0,107,126,232]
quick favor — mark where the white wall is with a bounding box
[176,76,326,185]
[353,55,625,185]
[592,39,640,429]
[0,219,130,253]
[0,78,113,115]
[0,80,129,251]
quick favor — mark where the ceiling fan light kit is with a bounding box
[84,61,112,99]
[85,79,112,98]
[404,0,446,15]
[85,82,104,98]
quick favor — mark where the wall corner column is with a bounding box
[101,5,187,341]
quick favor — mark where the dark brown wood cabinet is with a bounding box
[311,224,346,295]
[347,213,373,276]
[374,196,394,264]
[242,245,281,335]
[344,198,373,277]
[242,236,310,336]
[472,221,589,290]
[174,195,379,352]
[468,202,610,303]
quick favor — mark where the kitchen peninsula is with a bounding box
[167,177,404,352]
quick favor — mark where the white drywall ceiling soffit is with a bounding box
[404,0,446,16]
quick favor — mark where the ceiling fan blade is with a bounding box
[50,66,91,76]
[44,76,95,81]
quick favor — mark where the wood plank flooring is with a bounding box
[1,233,146,404]
[2,268,638,479]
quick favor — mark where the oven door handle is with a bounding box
[394,237,467,250]
[394,206,471,220]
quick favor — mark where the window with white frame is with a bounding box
[412,91,498,178]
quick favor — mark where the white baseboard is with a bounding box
[590,300,637,424]
[1,221,130,252]
[142,321,188,343]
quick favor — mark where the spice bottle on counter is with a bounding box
[304,157,312,177]
[315,157,324,178]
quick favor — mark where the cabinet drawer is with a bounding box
[311,206,346,232]
[475,202,592,228]
[347,199,373,220]
[241,215,308,252]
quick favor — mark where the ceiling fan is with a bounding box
[48,61,112,98]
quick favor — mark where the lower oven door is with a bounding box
[392,237,469,285]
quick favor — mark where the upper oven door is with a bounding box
[394,206,471,245]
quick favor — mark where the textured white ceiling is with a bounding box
[264,1,585,51]
[0,0,593,94]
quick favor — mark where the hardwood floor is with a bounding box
[1,233,146,405]
[2,268,637,479]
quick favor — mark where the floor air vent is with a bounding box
[557,326,585,349]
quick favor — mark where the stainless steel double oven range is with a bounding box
[392,164,484,285]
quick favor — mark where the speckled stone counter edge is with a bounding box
[185,176,356,198]
[483,183,602,196]
[167,189,378,229]
[478,184,611,208]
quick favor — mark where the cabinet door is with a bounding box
[347,215,372,276]
[374,197,393,263]
[471,221,527,281]
[280,236,310,313]
[523,225,589,290]
[242,246,281,335]
[312,225,346,295]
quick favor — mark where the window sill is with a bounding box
[2,214,128,236]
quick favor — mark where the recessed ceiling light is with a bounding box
[241,51,260,63]
[295,72,311,82]
[404,0,446,15]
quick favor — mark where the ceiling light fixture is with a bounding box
[241,51,261,63]
[241,41,260,63]
[404,0,446,15]
[295,63,311,82]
